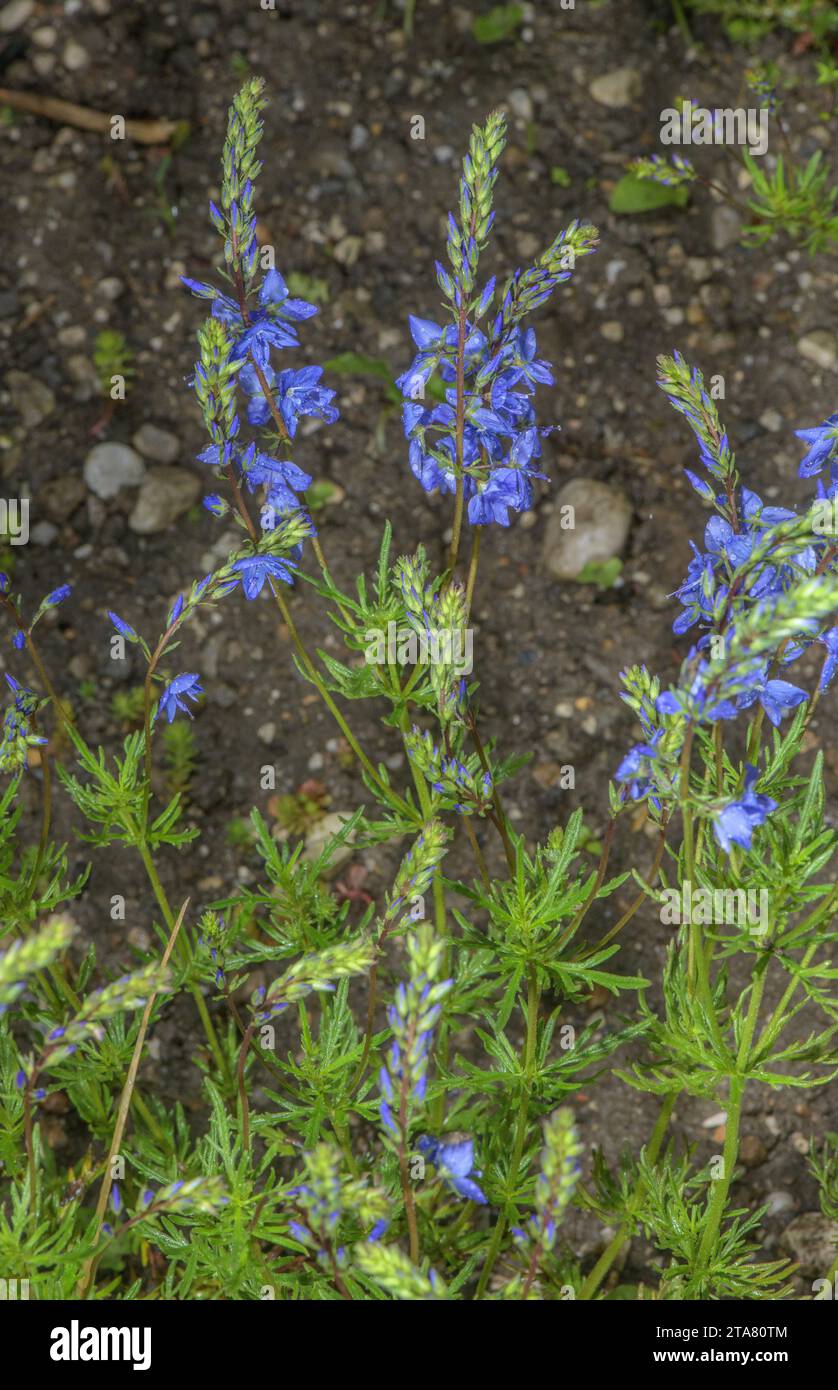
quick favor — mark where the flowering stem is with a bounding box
[697,963,766,1276]
[399,1015,420,1263]
[475,965,540,1299]
[237,1021,256,1151]
[273,584,411,818]
[28,711,52,900]
[233,267,349,621]
[679,724,701,991]
[141,623,178,828]
[465,527,480,616]
[559,816,616,948]
[394,698,451,1128]
[463,817,490,890]
[588,823,667,955]
[0,600,59,898]
[466,712,516,873]
[578,1091,677,1299]
[447,301,468,577]
[77,898,186,1298]
[0,608,229,1086]
[134,837,230,1083]
[696,1075,744,1271]
[697,175,754,222]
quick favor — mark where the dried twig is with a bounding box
[0,87,184,144]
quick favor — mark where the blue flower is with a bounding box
[397,305,559,528]
[818,627,838,691]
[240,362,338,438]
[713,766,777,853]
[245,451,312,518]
[418,1135,487,1204]
[796,413,838,478]
[157,673,203,723]
[107,611,136,640]
[46,585,71,606]
[734,666,807,727]
[615,736,665,808]
[230,554,296,599]
[184,269,317,370]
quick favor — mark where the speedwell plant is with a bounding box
[1,79,837,1301]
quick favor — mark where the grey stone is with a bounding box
[780,1212,838,1279]
[57,325,86,348]
[508,87,534,122]
[84,442,145,499]
[31,520,58,545]
[764,1191,796,1217]
[44,474,86,523]
[711,204,742,252]
[132,423,180,464]
[62,39,89,70]
[542,479,632,581]
[97,276,125,301]
[589,67,641,109]
[128,466,200,534]
[65,353,100,400]
[798,329,838,372]
[5,370,55,428]
[0,0,34,32]
[302,811,357,875]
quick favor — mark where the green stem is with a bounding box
[465,528,480,616]
[696,1075,744,1273]
[273,585,412,820]
[579,1091,677,1299]
[135,837,230,1083]
[696,968,766,1274]
[395,698,450,1127]
[447,302,468,577]
[474,966,540,1299]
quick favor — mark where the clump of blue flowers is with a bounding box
[397,110,598,551]
[183,79,335,572]
[615,350,838,857]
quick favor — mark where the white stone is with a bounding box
[83,442,145,499]
[798,329,838,371]
[542,478,632,581]
[128,466,200,533]
[589,67,641,109]
[0,0,33,33]
[132,423,180,464]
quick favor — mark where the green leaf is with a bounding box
[609,174,689,214]
[323,352,401,404]
[472,4,523,44]
[575,557,623,588]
